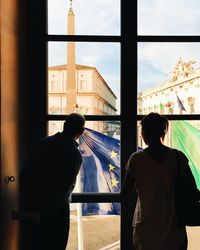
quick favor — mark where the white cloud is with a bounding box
[138,69,166,92]
[48,1,200,97]
[138,0,200,35]
[105,74,120,91]
[138,42,200,90]
[48,43,66,66]
[76,43,120,98]
[48,0,120,99]
[139,43,200,72]
[48,0,120,35]
[76,43,114,66]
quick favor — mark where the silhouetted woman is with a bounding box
[123,112,190,250]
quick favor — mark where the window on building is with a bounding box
[79,79,87,91]
[49,106,59,114]
[103,104,108,113]
[98,100,103,110]
[50,80,55,91]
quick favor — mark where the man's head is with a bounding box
[63,113,85,139]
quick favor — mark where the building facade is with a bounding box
[48,64,117,116]
[48,64,118,135]
[137,59,200,148]
[138,59,200,116]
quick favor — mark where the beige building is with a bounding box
[48,64,118,134]
[137,59,200,147]
[48,64,117,116]
[48,2,118,135]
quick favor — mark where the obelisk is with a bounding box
[66,0,77,113]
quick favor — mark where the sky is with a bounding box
[138,0,200,35]
[138,0,200,92]
[48,0,121,111]
[48,0,200,109]
[138,43,200,92]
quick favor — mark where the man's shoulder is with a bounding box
[68,142,82,158]
[39,133,60,143]
[37,133,82,158]
[33,133,65,155]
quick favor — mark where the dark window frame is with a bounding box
[43,1,200,248]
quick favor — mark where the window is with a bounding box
[79,79,86,91]
[138,0,200,247]
[50,80,55,91]
[31,0,200,248]
[48,41,120,115]
[47,0,121,248]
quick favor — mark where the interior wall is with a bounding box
[1,0,21,249]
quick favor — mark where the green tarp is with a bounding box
[171,121,200,190]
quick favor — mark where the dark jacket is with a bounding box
[20,132,82,214]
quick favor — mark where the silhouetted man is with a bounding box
[20,113,85,250]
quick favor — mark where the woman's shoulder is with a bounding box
[125,150,145,172]
[128,150,146,164]
[169,148,189,167]
[170,147,188,159]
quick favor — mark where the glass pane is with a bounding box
[48,121,121,193]
[67,203,120,250]
[48,0,120,35]
[138,0,200,35]
[138,43,200,115]
[48,42,120,115]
